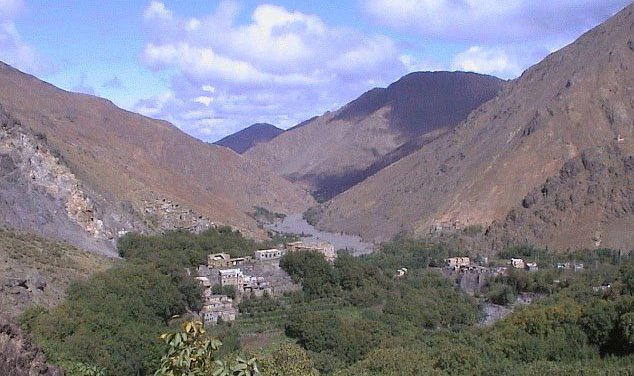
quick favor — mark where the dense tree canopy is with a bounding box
[17,229,634,375]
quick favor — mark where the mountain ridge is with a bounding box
[246,71,504,200]
[0,61,314,252]
[215,123,284,154]
[315,3,634,247]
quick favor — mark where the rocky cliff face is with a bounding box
[0,104,225,254]
[485,145,634,251]
[0,105,117,253]
[0,316,62,376]
[0,61,315,254]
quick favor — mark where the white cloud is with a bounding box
[363,0,631,43]
[134,91,175,118]
[0,0,21,21]
[193,96,213,106]
[138,2,410,141]
[143,1,172,21]
[451,46,521,78]
[0,0,47,74]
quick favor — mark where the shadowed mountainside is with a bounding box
[316,4,634,247]
[246,71,503,201]
[215,123,284,154]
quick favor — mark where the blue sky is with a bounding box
[0,0,630,142]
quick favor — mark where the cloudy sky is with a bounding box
[0,0,630,141]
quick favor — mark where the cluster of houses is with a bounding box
[430,220,463,234]
[195,240,336,325]
[445,256,539,274]
[444,256,587,275]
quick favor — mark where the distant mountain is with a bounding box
[0,62,314,253]
[215,123,284,154]
[316,3,634,248]
[245,71,504,201]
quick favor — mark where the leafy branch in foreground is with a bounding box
[154,320,259,376]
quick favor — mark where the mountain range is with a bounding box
[309,3,634,249]
[0,62,313,253]
[1,3,634,255]
[245,71,503,201]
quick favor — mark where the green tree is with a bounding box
[258,343,319,376]
[154,320,259,376]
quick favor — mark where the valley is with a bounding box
[266,214,374,255]
[1,1,634,376]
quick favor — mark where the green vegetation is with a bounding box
[250,206,286,224]
[17,228,634,375]
[154,320,259,376]
[118,226,264,261]
[18,228,267,375]
[302,206,323,226]
[462,224,483,236]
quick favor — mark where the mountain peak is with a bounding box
[215,123,284,154]
[245,71,503,200]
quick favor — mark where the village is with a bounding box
[193,235,592,325]
[194,240,336,325]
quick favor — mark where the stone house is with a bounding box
[254,248,283,261]
[208,253,249,269]
[511,258,525,269]
[216,268,272,297]
[201,295,238,325]
[286,241,337,262]
[195,276,211,288]
[218,268,245,288]
[446,257,470,269]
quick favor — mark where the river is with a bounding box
[266,214,375,256]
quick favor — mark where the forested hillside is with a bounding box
[16,229,634,375]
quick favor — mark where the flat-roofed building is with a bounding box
[208,253,248,269]
[286,241,336,262]
[255,248,283,260]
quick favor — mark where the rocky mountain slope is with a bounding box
[485,146,634,251]
[0,228,111,319]
[246,71,503,200]
[215,123,284,154]
[316,4,634,246]
[0,316,62,376]
[0,62,314,252]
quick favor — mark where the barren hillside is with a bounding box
[485,146,634,251]
[0,62,314,252]
[215,123,284,154]
[317,4,634,247]
[246,71,503,200]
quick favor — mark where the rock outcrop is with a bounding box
[485,145,634,251]
[0,316,63,376]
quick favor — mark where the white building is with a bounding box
[255,248,283,261]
